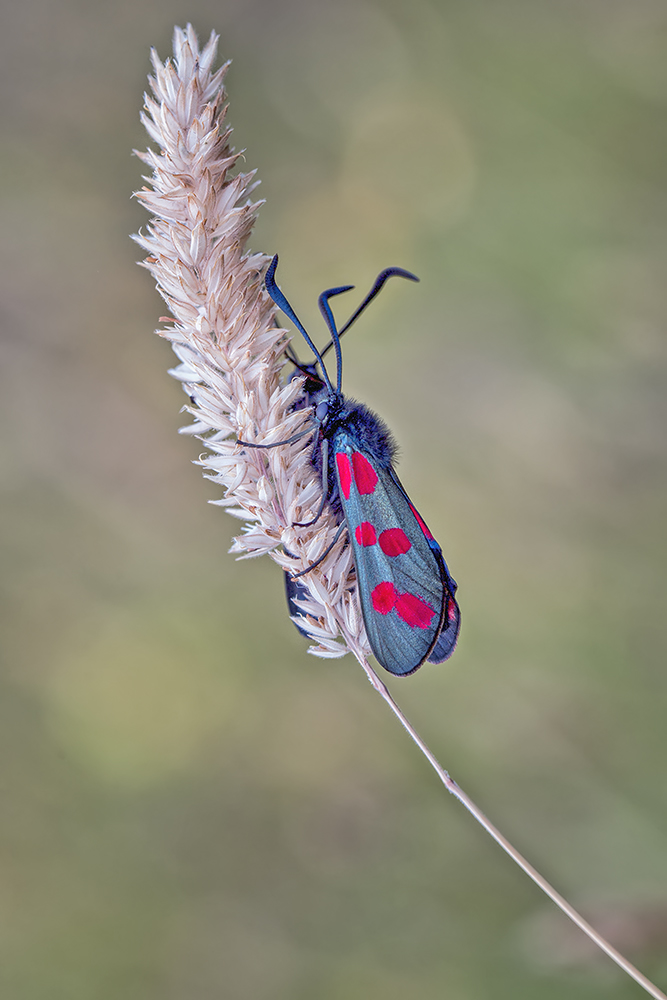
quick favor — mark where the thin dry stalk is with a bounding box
[134,25,666,1000]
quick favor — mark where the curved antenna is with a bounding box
[282,343,320,384]
[318,284,354,394]
[283,344,300,366]
[320,267,419,361]
[265,255,335,395]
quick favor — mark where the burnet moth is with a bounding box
[243,255,460,676]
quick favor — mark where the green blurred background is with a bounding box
[1,1,667,997]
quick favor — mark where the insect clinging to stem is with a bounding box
[241,255,460,676]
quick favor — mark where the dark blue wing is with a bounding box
[332,431,459,675]
[427,585,460,662]
[284,569,312,638]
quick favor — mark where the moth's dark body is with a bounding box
[285,382,396,635]
[309,388,397,519]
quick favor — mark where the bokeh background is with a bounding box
[2,1,667,997]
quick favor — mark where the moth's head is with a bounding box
[312,389,343,426]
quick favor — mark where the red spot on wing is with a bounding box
[372,581,397,615]
[336,453,352,499]
[409,503,434,541]
[371,582,436,631]
[379,528,411,557]
[351,452,378,494]
[447,598,458,622]
[394,592,436,629]
[355,522,377,546]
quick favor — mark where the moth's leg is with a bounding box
[293,436,329,528]
[289,520,346,579]
[236,428,312,448]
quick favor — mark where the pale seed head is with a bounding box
[134,24,370,663]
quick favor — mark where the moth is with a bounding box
[245,255,460,676]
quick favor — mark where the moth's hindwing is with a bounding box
[333,432,460,675]
[283,557,312,639]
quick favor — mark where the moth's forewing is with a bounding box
[332,433,456,675]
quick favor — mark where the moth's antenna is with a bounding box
[318,284,354,394]
[283,345,319,382]
[265,255,336,395]
[320,267,419,361]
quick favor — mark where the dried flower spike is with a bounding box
[133,24,370,663]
